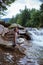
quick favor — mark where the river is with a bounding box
[0,28,43,65]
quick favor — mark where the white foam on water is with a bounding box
[27,28,43,46]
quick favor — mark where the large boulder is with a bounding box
[0,36,13,47]
[9,23,24,29]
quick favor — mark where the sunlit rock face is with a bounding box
[0,35,13,47]
[0,24,13,47]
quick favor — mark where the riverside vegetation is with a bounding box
[9,3,43,28]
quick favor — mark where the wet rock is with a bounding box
[19,29,31,40]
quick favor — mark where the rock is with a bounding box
[0,24,4,35]
[0,36,13,47]
[2,27,9,36]
[19,30,26,34]
[0,24,9,36]
[4,29,14,41]
[9,23,24,29]
[17,38,25,44]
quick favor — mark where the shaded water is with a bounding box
[0,28,43,65]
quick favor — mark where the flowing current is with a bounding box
[0,28,43,65]
[28,28,43,46]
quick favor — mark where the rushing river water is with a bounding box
[0,28,43,65]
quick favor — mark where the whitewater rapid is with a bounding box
[27,28,43,46]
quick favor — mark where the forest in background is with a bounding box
[0,0,43,28]
[9,3,43,28]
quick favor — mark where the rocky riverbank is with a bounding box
[0,22,43,65]
[0,22,31,49]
